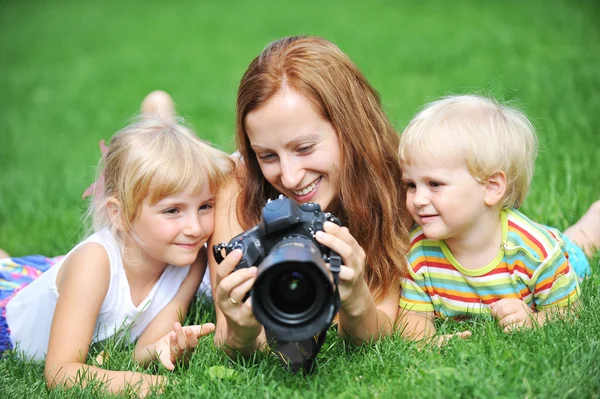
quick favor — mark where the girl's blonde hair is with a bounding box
[398,95,538,208]
[88,118,234,244]
[235,36,412,301]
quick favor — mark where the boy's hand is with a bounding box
[436,331,472,347]
[490,298,534,332]
[155,322,215,370]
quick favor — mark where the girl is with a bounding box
[0,118,233,395]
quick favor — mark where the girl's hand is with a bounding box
[315,221,368,312]
[155,322,215,370]
[215,249,263,342]
[490,298,534,332]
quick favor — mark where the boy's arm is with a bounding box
[397,309,436,340]
[397,309,472,346]
[491,239,581,332]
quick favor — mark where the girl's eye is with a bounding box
[404,182,416,190]
[429,181,442,188]
[163,208,180,215]
[199,203,214,211]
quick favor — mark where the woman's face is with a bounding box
[245,88,341,211]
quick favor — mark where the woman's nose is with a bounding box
[279,157,304,189]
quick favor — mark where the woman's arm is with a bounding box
[337,277,399,344]
[44,243,164,396]
[207,167,266,357]
[315,222,398,343]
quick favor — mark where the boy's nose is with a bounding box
[413,188,430,207]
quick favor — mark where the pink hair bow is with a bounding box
[82,140,109,199]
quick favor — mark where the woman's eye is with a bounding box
[257,153,277,161]
[297,144,315,154]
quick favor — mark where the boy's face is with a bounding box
[401,160,489,242]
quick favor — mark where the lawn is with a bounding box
[1,0,599,398]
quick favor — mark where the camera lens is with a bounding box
[270,270,315,314]
[252,235,337,341]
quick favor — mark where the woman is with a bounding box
[207,36,413,371]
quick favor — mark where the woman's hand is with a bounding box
[214,249,263,350]
[315,221,369,313]
[153,322,215,371]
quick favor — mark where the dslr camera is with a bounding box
[213,195,342,342]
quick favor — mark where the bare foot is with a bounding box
[0,249,10,258]
[564,200,600,257]
[140,90,175,123]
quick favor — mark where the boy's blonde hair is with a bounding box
[398,95,538,208]
[88,118,234,244]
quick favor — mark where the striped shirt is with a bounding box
[399,208,580,318]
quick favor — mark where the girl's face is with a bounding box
[245,89,341,211]
[127,184,215,268]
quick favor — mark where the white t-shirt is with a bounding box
[5,229,190,360]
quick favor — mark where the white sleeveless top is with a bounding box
[5,229,190,360]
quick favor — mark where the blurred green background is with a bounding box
[1,0,599,256]
[1,1,600,398]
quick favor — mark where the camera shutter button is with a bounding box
[314,220,324,231]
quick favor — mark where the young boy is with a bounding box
[397,95,588,342]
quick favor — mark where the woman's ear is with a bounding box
[484,171,507,207]
[106,197,124,231]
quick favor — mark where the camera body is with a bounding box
[213,195,342,341]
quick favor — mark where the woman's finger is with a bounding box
[229,275,256,304]
[216,266,257,302]
[215,249,244,281]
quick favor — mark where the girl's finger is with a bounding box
[185,323,216,338]
[174,322,187,351]
[169,331,179,361]
[160,343,175,371]
[184,327,199,349]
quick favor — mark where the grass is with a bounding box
[1,0,599,397]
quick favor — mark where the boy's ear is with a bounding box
[106,197,124,231]
[484,171,507,207]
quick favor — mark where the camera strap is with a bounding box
[329,252,342,312]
